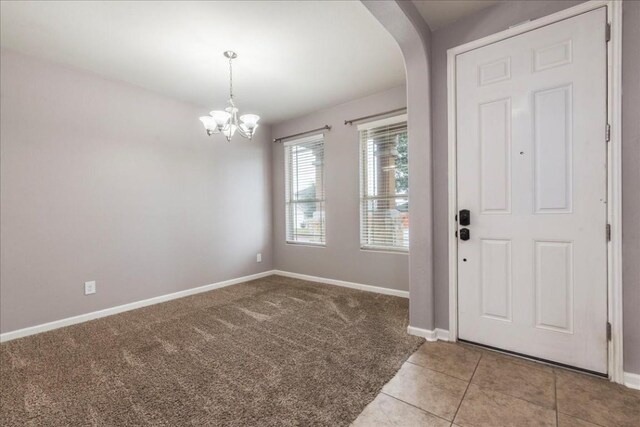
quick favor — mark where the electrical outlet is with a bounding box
[84,281,96,295]
[256,253,262,263]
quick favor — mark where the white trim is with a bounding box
[407,326,450,342]
[435,328,450,342]
[606,0,624,386]
[445,1,612,56]
[272,270,409,298]
[0,270,275,343]
[282,133,324,146]
[624,372,640,390]
[447,40,459,343]
[407,326,437,341]
[360,246,409,254]
[359,248,409,256]
[446,0,624,383]
[0,270,409,343]
[284,241,326,248]
[356,114,407,131]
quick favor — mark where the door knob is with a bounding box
[459,209,470,226]
[460,228,470,241]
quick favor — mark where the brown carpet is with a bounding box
[0,275,423,426]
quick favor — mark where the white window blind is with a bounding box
[359,116,409,251]
[285,134,325,245]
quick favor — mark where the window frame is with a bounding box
[358,114,409,253]
[284,133,326,247]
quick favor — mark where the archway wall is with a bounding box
[362,1,435,332]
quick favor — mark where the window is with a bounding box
[285,134,325,245]
[359,116,408,251]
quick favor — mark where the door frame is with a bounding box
[446,0,624,383]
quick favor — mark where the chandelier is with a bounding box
[199,51,260,141]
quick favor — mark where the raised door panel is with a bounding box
[480,239,512,322]
[534,84,573,214]
[534,241,574,333]
[479,98,512,214]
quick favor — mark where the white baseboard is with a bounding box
[1,269,409,343]
[3,268,635,390]
[624,372,640,390]
[407,326,450,342]
[272,270,410,298]
[435,328,450,341]
[407,326,437,341]
[0,270,275,343]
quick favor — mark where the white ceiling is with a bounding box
[412,0,499,31]
[0,1,405,124]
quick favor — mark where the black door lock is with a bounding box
[459,209,470,226]
[459,228,470,241]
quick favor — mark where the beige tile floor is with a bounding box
[351,341,640,427]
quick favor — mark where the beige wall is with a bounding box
[0,49,273,333]
[621,0,640,375]
[271,86,409,291]
[363,0,435,329]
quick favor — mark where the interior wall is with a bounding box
[363,0,435,329]
[430,1,640,375]
[271,86,409,291]
[0,49,273,334]
[621,0,640,376]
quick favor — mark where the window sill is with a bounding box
[360,247,409,255]
[285,241,326,248]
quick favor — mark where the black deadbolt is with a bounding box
[459,209,470,226]
[459,228,470,241]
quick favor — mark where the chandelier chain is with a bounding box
[229,57,233,100]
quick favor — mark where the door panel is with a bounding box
[534,240,573,333]
[479,98,511,214]
[480,239,512,321]
[533,84,572,213]
[456,8,608,373]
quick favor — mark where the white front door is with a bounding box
[456,8,608,374]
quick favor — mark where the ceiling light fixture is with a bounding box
[199,51,260,141]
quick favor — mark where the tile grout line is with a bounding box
[404,346,483,384]
[461,342,556,375]
[557,412,607,427]
[554,368,559,426]
[450,351,483,423]
[405,359,474,383]
[552,368,610,427]
[470,350,560,412]
[380,392,454,424]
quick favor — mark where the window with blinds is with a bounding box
[284,134,325,245]
[359,116,408,251]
